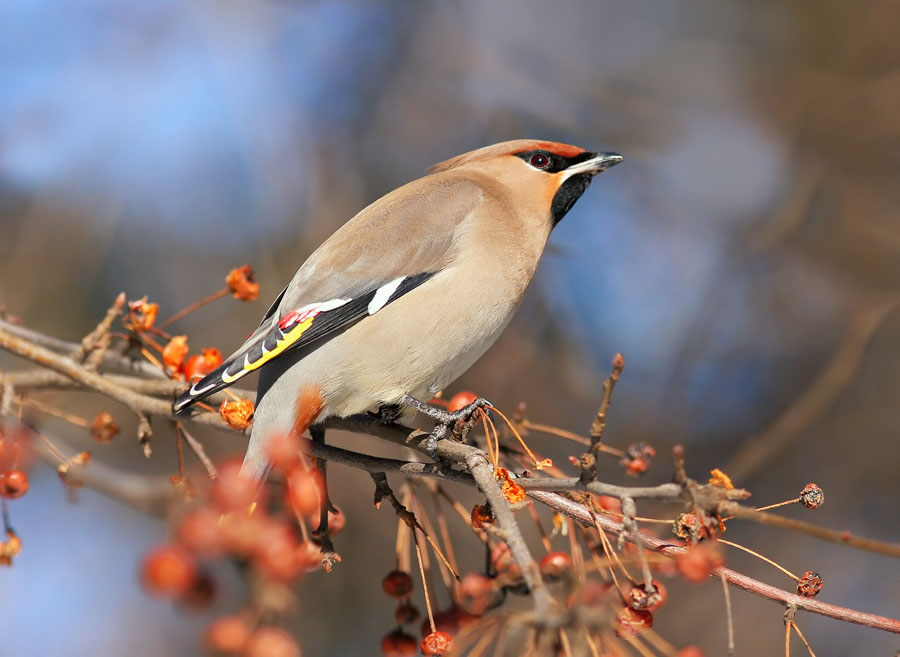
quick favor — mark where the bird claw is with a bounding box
[422,423,448,459]
[401,393,492,425]
[371,402,404,424]
[401,394,492,457]
[447,396,492,423]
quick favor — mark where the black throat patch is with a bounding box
[550,174,592,226]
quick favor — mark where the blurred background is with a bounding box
[1,0,899,655]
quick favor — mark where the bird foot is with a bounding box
[401,393,492,424]
[401,394,492,457]
[371,402,404,424]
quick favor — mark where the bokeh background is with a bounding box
[2,0,899,655]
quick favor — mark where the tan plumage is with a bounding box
[173,139,622,477]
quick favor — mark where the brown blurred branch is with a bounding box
[0,315,165,380]
[0,327,241,434]
[725,297,899,481]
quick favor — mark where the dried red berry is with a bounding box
[620,442,655,477]
[218,510,267,557]
[265,432,301,472]
[176,507,224,556]
[447,391,478,413]
[420,630,456,656]
[616,607,653,637]
[1,530,22,562]
[420,607,478,639]
[539,551,573,580]
[243,626,301,657]
[285,468,324,518]
[205,615,251,653]
[253,523,306,581]
[126,298,158,332]
[382,569,413,598]
[140,544,197,597]
[90,412,120,442]
[0,469,29,499]
[219,398,255,430]
[628,580,667,611]
[226,265,260,302]
[676,648,705,657]
[183,348,223,382]
[797,570,823,597]
[799,483,824,510]
[470,503,494,530]
[380,629,418,657]
[458,573,496,615]
[211,460,262,511]
[673,511,723,541]
[595,495,622,514]
[494,468,525,504]
[162,335,189,374]
[676,542,724,583]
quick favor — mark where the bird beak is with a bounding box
[563,152,624,179]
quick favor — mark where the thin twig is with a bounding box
[439,439,552,619]
[785,606,795,657]
[721,569,736,656]
[72,292,126,365]
[178,423,218,478]
[530,490,900,634]
[160,288,229,328]
[414,528,437,634]
[719,502,900,560]
[621,497,655,596]
[791,620,816,657]
[3,320,900,636]
[718,538,800,581]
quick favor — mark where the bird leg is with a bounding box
[309,425,341,571]
[400,393,492,457]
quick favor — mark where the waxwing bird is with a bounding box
[173,140,623,479]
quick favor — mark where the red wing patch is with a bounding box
[279,307,321,331]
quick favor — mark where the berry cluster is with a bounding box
[140,436,339,656]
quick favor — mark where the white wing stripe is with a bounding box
[189,380,219,397]
[368,277,405,315]
[315,297,351,312]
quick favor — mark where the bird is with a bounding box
[173,139,623,479]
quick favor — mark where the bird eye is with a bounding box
[530,153,550,169]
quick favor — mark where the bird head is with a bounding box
[431,139,623,225]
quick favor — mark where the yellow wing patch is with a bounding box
[220,316,316,383]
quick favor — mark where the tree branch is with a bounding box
[2,321,899,635]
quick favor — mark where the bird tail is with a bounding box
[240,384,324,479]
[172,356,252,413]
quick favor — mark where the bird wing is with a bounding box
[173,177,483,413]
